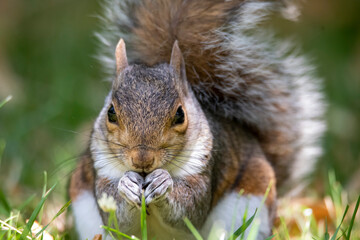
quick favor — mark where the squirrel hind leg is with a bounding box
[201,193,271,240]
[202,158,277,239]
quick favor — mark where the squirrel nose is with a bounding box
[129,147,155,170]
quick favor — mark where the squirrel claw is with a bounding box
[118,171,144,208]
[143,169,173,206]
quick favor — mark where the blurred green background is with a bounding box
[0,0,359,212]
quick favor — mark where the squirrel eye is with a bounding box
[107,104,117,123]
[173,106,185,125]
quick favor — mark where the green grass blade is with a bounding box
[38,171,48,224]
[328,171,343,223]
[228,189,244,240]
[184,217,203,240]
[346,195,360,240]
[35,200,71,237]
[330,205,349,240]
[0,95,12,109]
[19,183,57,240]
[264,234,276,240]
[324,218,330,240]
[240,200,249,240]
[0,218,30,240]
[260,181,273,209]
[141,194,147,240]
[248,181,274,239]
[228,181,272,240]
[279,217,291,240]
[0,188,11,215]
[227,209,257,240]
[246,218,260,240]
[101,225,139,240]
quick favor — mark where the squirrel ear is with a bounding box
[115,38,128,75]
[170,40,186,80]
[170,40,188,94]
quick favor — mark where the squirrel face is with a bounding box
[104,64,189,173]
[91,40,213,179]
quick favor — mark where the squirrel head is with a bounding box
[91,39,213,179]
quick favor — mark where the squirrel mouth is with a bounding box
[139,171,147,178]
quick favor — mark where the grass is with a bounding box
[0,172,359,239]
[0,174,69,240]
[0,96,12,110]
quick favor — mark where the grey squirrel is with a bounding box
[69,0,325,239]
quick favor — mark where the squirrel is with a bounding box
[69,0,325,239]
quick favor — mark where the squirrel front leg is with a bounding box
[96,169,212,234]
[95,172,143,233]
[144,169,212,231]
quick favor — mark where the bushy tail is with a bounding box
[97,0,326,195]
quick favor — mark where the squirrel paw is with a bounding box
[143,169,173,206]
[118,171,144,208]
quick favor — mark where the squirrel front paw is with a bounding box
[118,171,144,208]
[143,169,173,206]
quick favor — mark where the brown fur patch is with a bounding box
[233,156,277,224]
[235,157,277,211]
[132,0,242,83]
[92,234,102,240]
